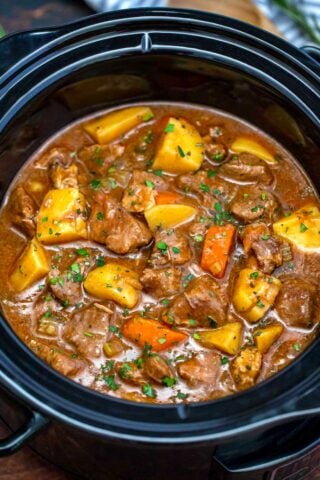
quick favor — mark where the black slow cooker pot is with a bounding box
[0,9,319,480]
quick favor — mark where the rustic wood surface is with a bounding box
[0,1,279,479]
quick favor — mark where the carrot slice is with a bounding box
[155,191,182,205]
[201,224,236,278]
[122,317,187,352]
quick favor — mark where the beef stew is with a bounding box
[0,103,319,404]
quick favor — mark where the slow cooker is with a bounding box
[0,8,319,480]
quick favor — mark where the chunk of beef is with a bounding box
[144,355,175,384]
[242,223,288,274]
[203,135,228,163]
[78,143,124,176]
[270,339,304,373]
[50,163,79,189]
[48,255,94,306]
[33,291,63,319]
[177,171,236,208]
[151,228,191,266]
[230,347,262,390]
[122,170,167,213]
[177,352,220,387]
[230,186,278,224]
[88,194,152,254]
[163,275,227,327]
[115,361,146,386]
[103,336,124,357]
[10,186,37,237]
[37,147,73,168]
[275,276,319,328]
[141,267,181,298]
[219,153,273,185]
[29,339,85,377]
[33,291,67,336]
[64,305,110,359]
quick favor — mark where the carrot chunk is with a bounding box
[201,224,236,278]
[155,191,182,205]
[122,317,187,352]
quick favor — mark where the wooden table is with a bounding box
[0,1,279,479]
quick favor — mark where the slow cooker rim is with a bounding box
[1,8,319,93]
[0,8,319,443]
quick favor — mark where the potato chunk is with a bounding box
[84,106,154,144]
[231,136,277,164]
[37,188,87,244]
[273,204,320,251]
[84,263,141,308]
[152,117,204,173]
[254,323,284,353]
[10,238,50,292]
[194,322,243,355]
[232,268,281,323]
[144,204,196,231]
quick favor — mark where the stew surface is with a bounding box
[0,103,319,404]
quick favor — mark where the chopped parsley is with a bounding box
[199,183,210,193]
[261,234,270,241]
[172,246,180,254]
[153,169,163,177]
[177,145,185,157]
[221,356,229,365]
[141,383,156,398]
[164,123,175,133]
[156,241,168,251]
[158,337,167,344]
[143,111,155,122]
[145,179,155,189]
[176,391,189,400]
[76,248,89,257]
[96,257,105,267]
[207,169,217,178]
[293,342,301,352]
[250,271,259,279]
[104,375,120,391]
[90,179,101,190]
[257,300,265,308]
[193,332,201,340]
[162,377,176,387]
[194,234,204,242]
[160,298,170,306]
[118,363,132,379]
[300,223,308,233]
[96,211,104,221]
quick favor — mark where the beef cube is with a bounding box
[177,352,220,387]
[242,223,286,274]
[219,153,273,185]
[88,193,152,254]
[10,186,37,237]
[163,275,227,327]
[151,228,191,266]
[275,276,319,328]
[144,355,175,384]
[141,267,181,298]
[122,170,167,213]
[78,144,124,176]
[64,305,110,359]
[230,186,278,224]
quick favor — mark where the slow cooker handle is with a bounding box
[0,410,48,456]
